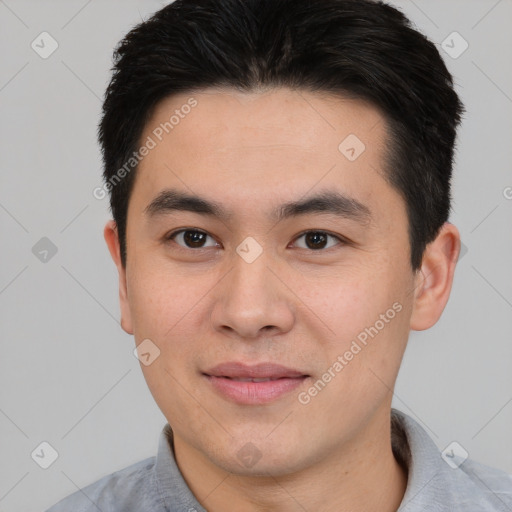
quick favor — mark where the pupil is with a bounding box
[184,231,205,248]
[306,232,327,249]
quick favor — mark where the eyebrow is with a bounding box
[144,188,372,225]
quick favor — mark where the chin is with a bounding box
[203,436,309,478]
[219,455,302,478]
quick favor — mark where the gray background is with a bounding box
[0,0,511,510]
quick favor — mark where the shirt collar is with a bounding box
[153,408,508,511]
[154,423,207,511]
[393,408,511,511]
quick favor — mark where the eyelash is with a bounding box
[165,228,346,252]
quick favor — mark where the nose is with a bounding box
[209,249,295,341]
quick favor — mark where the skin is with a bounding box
[104,87,460,512]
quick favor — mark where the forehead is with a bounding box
[131,87,404,228]
[145,87,385,160]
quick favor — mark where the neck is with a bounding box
[172,408,408,512]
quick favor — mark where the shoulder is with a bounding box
[392,408,512,511]
[45,457,159,512]
[455,458,512,509]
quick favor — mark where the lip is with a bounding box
[203,362,309,405]
[205,362,307,379]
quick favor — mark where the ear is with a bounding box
[410,222,461,331]
[104,220,134,335]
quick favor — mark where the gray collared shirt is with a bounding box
[46,408,512,511]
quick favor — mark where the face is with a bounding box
[105,87,453,477]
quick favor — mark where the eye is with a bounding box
[292,230,344,251]
[165,229,345,252]
[166,229,219,249]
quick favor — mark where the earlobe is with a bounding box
[409,222,461,331]
[103,220,134,335]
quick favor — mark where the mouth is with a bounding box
[221,376,291,382]
[203,362,310,404]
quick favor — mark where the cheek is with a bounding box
[131,271,204,423]
[307,267,411,382]
[126,260,205,339]
[127,265,215,404]
[302,269,395,338]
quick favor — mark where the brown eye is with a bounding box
[293,231,342,251]
[168,229,218,249]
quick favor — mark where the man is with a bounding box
[47,0,512,510]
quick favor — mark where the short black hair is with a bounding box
[98,0,464,270]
